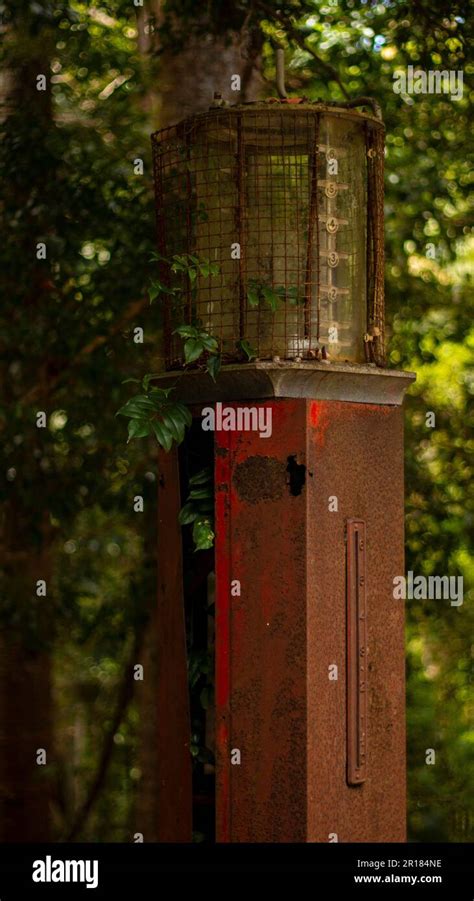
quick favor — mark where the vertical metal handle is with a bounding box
[346,519,367,785]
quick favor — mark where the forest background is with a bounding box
[0,0,472,842]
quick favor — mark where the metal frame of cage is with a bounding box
[151,102,385,370]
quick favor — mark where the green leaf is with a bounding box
[171,254,188,272]
[192,517,215,551]
[121,378,141,385]
[287,285,301,305]
[189,487,212,500]
[151,420,173,452]
[148,282,161,302]
[199,685,214,710]
[149,251,167,263]
[188,650,211,686]
[247,288,260,308]
[149,280,174,302]
[237,339,257,361]
[262,286,280,311]
[127,419,151,442]
[178,503,198,525]
[161,408,186,444]
[189,467,212,486]
[200,334,218,353]
[149,386,175,399]
[206,354,221,382]
[184,338,205,363]
[174,325,198,338]
[170,403,192,428]
[188,267,197,282]
[124,393,156,404]
[116,396,157,419]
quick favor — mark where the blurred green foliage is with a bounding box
[0,0,472,841]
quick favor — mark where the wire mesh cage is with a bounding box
[151,102,385,370]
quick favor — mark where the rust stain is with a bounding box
[233,456,287,504]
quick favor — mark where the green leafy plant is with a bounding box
[179,467,214,551]
[148,278,176,302]
[188,648,214,715]
[118,253,222,450]
[150,252,222,379]
[149,251,219,295]
[247,277,304,311]
[237,338,257,360]
[170,253,219,281]
[116,379,191,451]
[174,324,219,368]
[121,260,306,452]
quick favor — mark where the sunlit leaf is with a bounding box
[192,517,215,551]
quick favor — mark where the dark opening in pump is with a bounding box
[286,455,306,496]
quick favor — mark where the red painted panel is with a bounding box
[215,397,406,843]
[215,400,308,842]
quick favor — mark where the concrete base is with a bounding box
[156,361,415,406]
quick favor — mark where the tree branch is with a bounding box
[254,0,350,100]
[18,296,149,408]
[64,626,143,842]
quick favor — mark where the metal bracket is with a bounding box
[346,519,368,785]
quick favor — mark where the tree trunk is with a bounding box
[133,1,263,840]
[0,637,53,842]
[153,28,263,128]
[137,1,264,126]
[0,505,54,841]
[0,15,55,841]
